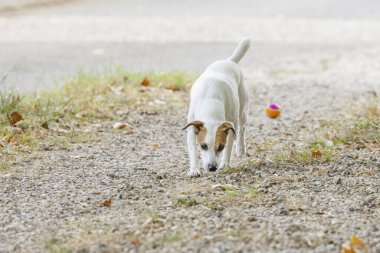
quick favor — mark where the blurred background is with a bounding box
[0,0,380,92]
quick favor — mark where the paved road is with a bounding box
[1,0,380,92]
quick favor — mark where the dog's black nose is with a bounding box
[208,164,217,172]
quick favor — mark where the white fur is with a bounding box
[185,39,250,177]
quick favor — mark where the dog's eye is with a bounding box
[217,144,225,152]
[201,144,208,150]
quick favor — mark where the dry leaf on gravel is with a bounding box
[141,77,150,87]
[130,236,141,245]
[113,122,126,129]
[98,199,113,208]
[341,235,368,253]
[164,84,181,91]
[7,111,22,125]
[113,122,134,134]
[311,150,322,158]
[149,143,160,150]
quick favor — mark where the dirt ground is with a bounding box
[1,45,380,253]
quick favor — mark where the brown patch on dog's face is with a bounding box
[196,126,207,144]
[182,120,207,144]
[215,122,235,153]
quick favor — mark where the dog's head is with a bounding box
[183,120,235,172]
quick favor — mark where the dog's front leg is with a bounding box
[219,133,234,168]
[187,130,202,177]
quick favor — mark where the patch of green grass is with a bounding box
[224,188,240,199]
[220,184,260,202]
[143,209,160,221]
[203,202,223,211]
[346,117,380,145]
[227,229,238,237]
[219,166,241,174]
[248,187,260,198]
[219,159,259,174]
[45,238,70,253]
[0,161,7,171]
[0,69,193,162]
[0,92,22,114]
[161,232,184,243]
[272,138,339,166]
[222,188,258,202]
[176,196,200,207]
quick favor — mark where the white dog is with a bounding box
[183,39,250,177]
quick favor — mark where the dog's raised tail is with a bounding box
[228,38,250,63]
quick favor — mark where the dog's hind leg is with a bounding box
[187,129,202,177]
[236,78,249,157]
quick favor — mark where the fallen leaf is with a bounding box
[149,143,160,150]
[351,235,368,252]
[126,129,134,135]
[98,199,112,207]
[164,84,181,91]
[341,242,356,253]
[8,111,22,125]
[131,236,141,245]
[311,150,322,158]
[141,77,150,87]
[113,122,126,129]
[341,235,368,253]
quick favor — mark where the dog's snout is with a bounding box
[208,164,218,172]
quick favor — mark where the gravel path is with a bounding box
[1,46,379,253]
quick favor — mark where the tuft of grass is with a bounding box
[248,187,260,198]
[219,159,260,174]
[224,187,240,199]
[273,138,339,166]
[219,180,261,202]
[203,202,223,211]
[219,166,241,174]
[0,92,22,114]
[227,229,238,237]
[0,161,7,171]
[161,232,184,243]
[45,238,70,253]
[345,117,380,146]
[143,209,160,222]
[176,196,200,207]
[221,188,261,202]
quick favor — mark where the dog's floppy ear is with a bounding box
[219,122,236,137]
[182,120,204,134]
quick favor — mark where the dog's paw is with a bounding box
[188,169,202,177]
[218,163,230,169]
